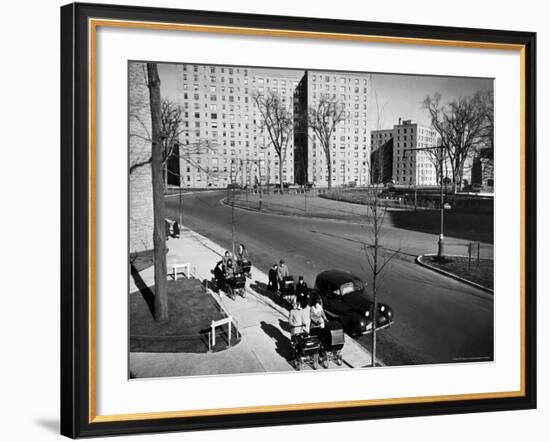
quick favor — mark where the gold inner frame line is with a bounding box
[88,18,527,424]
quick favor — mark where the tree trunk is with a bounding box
[278,154,283,192]
[147,63,169,322]
[371,200,378,367]
[325,144,332,190]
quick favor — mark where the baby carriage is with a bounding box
[237,259,252,278]
[291,332,321,371]
[319,321,345,368]
[226,269,246,299]
[280,276,296,308]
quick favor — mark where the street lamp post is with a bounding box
[437,148,445,258]
[179,175,183,226]
[403,144,446,258]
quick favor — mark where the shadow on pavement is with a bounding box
[260,321,292,362]
[278,318,292,334]
[250,280,284,307]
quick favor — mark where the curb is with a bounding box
[416,254,494,294]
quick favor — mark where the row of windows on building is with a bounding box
[311,74,368,85]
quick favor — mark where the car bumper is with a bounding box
[359,320,394,335]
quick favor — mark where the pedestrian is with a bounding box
[213,259,226,289]
[236,243,248,261]
[277,259,289,283]
[288,299,304,337]
[225,258,235,279]
[299,296,311,334]
[277,259,290,300]
[268,264,279,293]
[310,299,328,330]
[222,250,232,266]
[296,276,309,308]
[236,243,251,277]
[172,220,180,238]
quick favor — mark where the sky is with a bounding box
[157,62,493,135]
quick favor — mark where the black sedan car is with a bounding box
[313,270,394,336]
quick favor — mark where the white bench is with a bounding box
[210,316,233,349]
[172,263,190,281]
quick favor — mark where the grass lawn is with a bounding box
[422,255,493,290]
[129,278,239,353]
[229,192,493,244]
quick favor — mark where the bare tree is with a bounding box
[308,96,345,189]
[423,93,487,192]
[253,91,293,191]
[362,186,399,366]
[476,90,494,158]
[146,62,169,322]
[425,144,446,186]
[131,99,217,186]
[161,98,184,188]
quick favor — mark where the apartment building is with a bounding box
[293,70,370,187]
[174,64,302,188]
[371,119,440,186]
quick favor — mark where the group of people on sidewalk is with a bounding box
[214,248,329,337]
[213,244,251,289]
[288,293,328,337]
[266,259,328,335]
[267,259,294,295]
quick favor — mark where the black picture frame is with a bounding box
[60,2,537,438]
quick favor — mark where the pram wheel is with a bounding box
[320,353,329,369]
[293,357,302,371]
[227,286,236,300]
[312,353,319,370]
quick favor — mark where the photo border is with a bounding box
[60,2,536,438]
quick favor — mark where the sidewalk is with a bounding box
[130,227,376,378]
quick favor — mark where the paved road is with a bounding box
[165,191,494,366]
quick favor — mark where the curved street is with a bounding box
[165,190,494,366]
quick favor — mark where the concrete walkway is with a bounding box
[130,226,376,378]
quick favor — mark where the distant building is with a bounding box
[371,119,440,186]
[293,70,371,187]
[470,148,494,190]
[173,64,302,188]
[370,138,393,184]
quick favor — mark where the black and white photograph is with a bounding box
[128,61,494,379]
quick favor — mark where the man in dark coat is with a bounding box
[268,264,279,293]
[296,276,309,308]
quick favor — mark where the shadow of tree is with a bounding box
[130,263,155,317]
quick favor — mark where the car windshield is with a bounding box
[336,280,364,296]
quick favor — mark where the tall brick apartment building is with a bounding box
[293,70,371,187]
[371,119,440,186]
[129,62,154,254]
[174,64,303,188]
